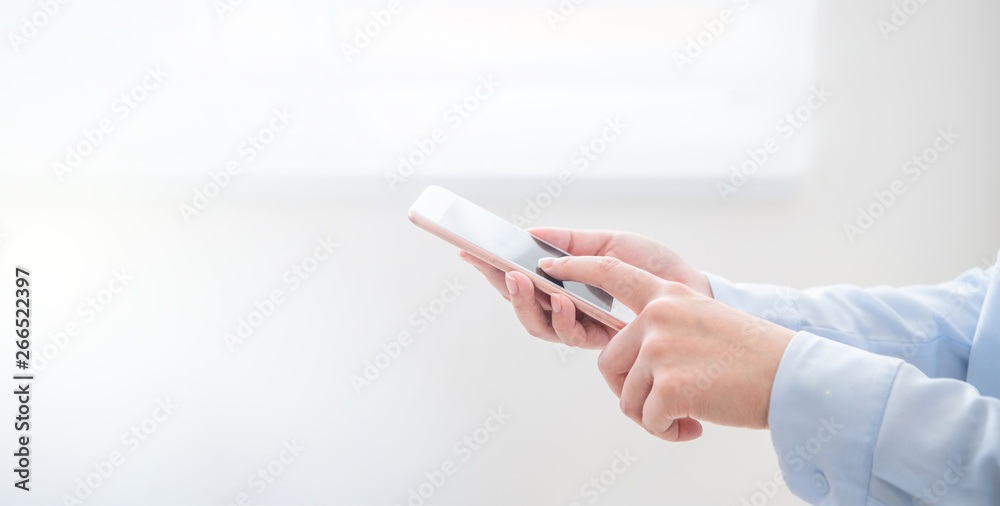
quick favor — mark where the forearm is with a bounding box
[769,332,1000,505]
[706,268,991,380]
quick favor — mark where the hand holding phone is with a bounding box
[408,186,637,331]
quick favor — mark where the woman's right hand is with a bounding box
[459,228,712,349]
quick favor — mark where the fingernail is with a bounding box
[505,273,519,296]
[551,294,562,313]
[538,257,556,269]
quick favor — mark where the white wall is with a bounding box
[1,0,998,505]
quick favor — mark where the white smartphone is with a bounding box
[408,185,636,330]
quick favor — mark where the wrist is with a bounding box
[760,326,797,429]
[694,272,713,299]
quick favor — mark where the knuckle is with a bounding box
[638,335,670,358]
[645,297,677,317]
[661,280,688,296]
[621,398,641,421]
[596,348,616,374]
[639,395,667,431]
[561,337,580,348]
[640,413,661,434]
[527,327,547,339]
[646,418,674,440]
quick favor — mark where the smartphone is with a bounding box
[408,185,636,330]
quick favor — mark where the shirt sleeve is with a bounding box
[705,268,992,380]
[768,332,1000,505]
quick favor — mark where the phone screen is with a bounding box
[436,196,615,312]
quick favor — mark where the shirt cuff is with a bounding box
[704,272,801,331]
[769,331,903,504]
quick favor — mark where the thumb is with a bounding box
[538,256,662,313]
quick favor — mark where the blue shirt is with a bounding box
[706,252,1000,505]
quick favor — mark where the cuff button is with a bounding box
[813,471,830,495]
